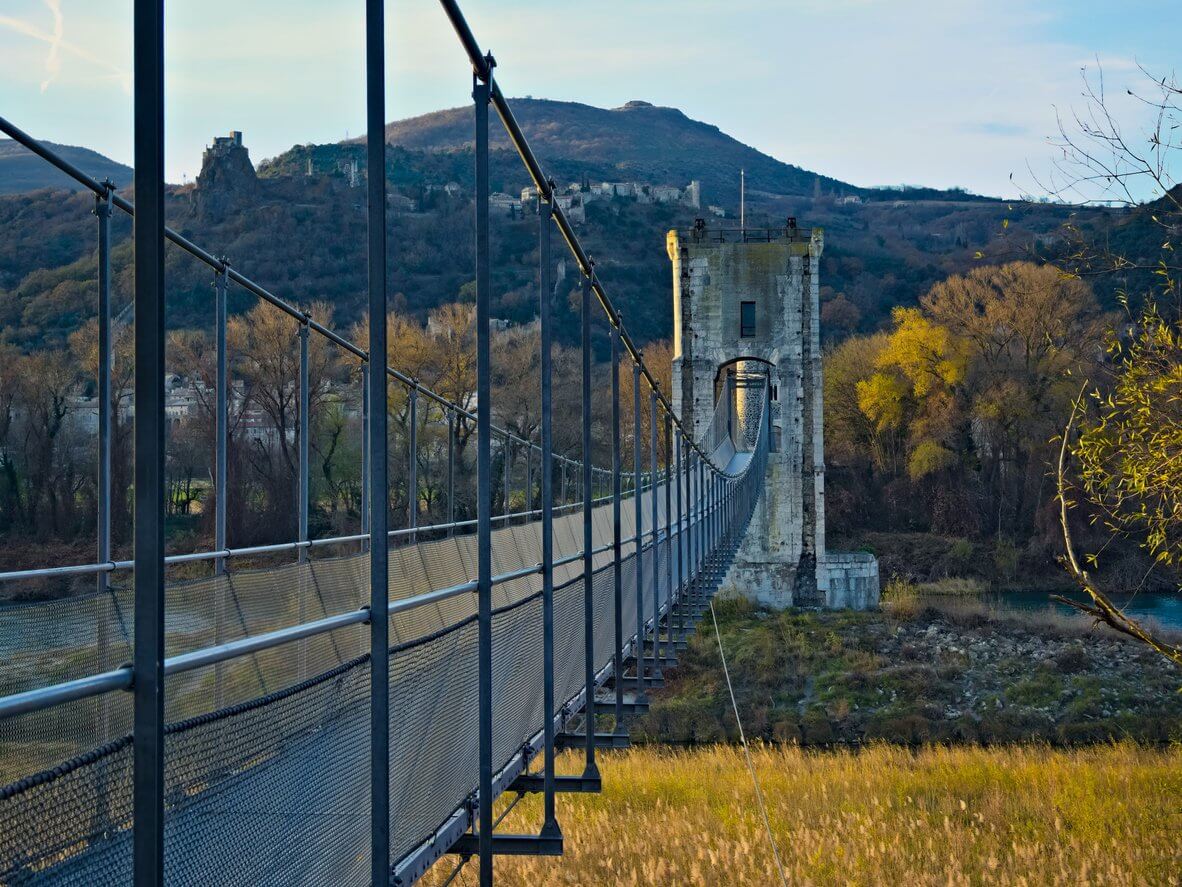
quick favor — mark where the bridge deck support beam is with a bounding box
[555,731,630,750]
[452,834,564,858]
[510,773,602,794]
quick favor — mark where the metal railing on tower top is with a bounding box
[0,1,772,885]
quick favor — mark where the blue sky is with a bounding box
[1,0,1179,197]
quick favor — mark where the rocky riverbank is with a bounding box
[635,595,1182,746]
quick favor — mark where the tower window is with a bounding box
[740,301,756,338]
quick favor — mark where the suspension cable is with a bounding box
[708,598,789,887]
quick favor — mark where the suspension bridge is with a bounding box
[0,2,811,885]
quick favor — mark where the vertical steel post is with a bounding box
[580,271,599,779]
[726,372,734,443]
[298,321,310,681]
[408,386,418,543]
[213,266,228,709]
[95,187,113,599]
[525,440,533,513]
[716,474,722,550]
[698,457,706,574]
[214,268,229,572]
[474,65,494,887]
[299,322,310,561]
[663,412,672,651]
[447,408,455,536]
[560,458,567,507]
[704,465,713,555]
[538,195,560,835]
[361,371,370,546]
[610,325,624,728]
[705,468,711,560]
[649,389,659,671]
[704,475,713,558]
[366,0,390,880]
[702,457,709,573]
[503,434,510,520]
[675,429,684,637]
[92,181,113,830]
[713,473,719,552]
[131,0,166,880]
[685,449,692,588]
[690,454,695,579]
[632,362,645,696]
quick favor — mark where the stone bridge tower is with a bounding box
[668,221,878,609]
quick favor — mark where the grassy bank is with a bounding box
[424,744,1182,886]
[633,596,1182,746]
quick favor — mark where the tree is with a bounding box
[618,340,672,468]
[824,263,1099,540]
[1042,64,1182,668]
[923,262,1101,532]
[69,318,135,547]
[824,332,898,474]
[230,301,344,541]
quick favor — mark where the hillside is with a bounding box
[0,139,132,195]
[375,97,856,206]
[0,97,1135,355]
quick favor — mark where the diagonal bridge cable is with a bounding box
[709,598,789,887]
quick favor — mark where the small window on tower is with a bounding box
[740,301,756,338]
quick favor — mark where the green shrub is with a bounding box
[993,537,1019,581]
[947,537,974,568]
[1004,671,1064,708]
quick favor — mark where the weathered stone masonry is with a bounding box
[668,223,878,610]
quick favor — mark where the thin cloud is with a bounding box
[0,3,130,94]
[41,0,62,91]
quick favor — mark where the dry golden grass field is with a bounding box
[423,743,1182,886]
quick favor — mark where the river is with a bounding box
[987,588,1182,631]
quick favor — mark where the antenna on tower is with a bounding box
[740,168,746,229]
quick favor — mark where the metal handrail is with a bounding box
[0,486,646,583]
[0,495,708,720]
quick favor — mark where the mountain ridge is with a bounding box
[0,138,133,196]
[368,96,862,205]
